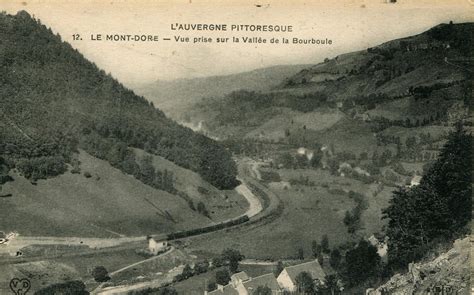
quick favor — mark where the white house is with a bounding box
[277,260,325,292]
[409,175,422,187]
[147,236,168,255]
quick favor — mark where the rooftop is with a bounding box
[243,273,281,292]
[231,271,250,283]
[208,284,239,295]
[283,260,325,281]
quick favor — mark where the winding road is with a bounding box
[0,158,266,261]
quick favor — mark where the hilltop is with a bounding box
[180,22,471,152]
[132,64,309,120]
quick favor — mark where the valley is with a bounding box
[0,10,471,295]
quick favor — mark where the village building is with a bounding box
[208,284,239,295]
[208,272,282,295]
[276,260,326,292]
[239,273,282,294]
[146,236,168,255]
[409,175,422,187]
[297,147,314,161]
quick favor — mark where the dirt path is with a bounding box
[235,180,263,218]
[109,246,174,277]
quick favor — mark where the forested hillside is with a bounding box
[383,124,472,270]
[187,22,472,145]
[0,10,238,190]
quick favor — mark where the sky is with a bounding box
[2,0,473,86]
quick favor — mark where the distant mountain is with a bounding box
[0,10,238,190]
[185,22,472,154]
[132,64,310,119]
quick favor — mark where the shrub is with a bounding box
[92,266,110,282]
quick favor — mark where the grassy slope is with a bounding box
[0,150,213,238]
[133,149,248,222]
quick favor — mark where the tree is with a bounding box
[212,256,225,268]
[254,286,272,295]
[197,201,210,218]
[194,260,209,274]
[324,274,339,295]
[311,240,322,258]
[297,248,304,260]
[274,261,284,277]
[121,151,139,176]
[321,235,330,254]
[329,249,342,269]
[222,248,244,273]
[35,281,88,295]
[156,287,178,295]
[383,125,472,270]
[344,240,380,286]
[215,269,231,286]
[181,264,193,279]
[295,271,315,294]
[92,266,110,282]
[207,281,217,292]
[139,155,155,185]
[317,254,324,267]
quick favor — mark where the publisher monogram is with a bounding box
[9,278,31,295]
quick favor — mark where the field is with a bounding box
[185,167,394,260]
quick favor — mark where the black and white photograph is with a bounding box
[0,0,472,294]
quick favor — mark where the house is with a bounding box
[146,236,168,255]
[297,147,315,161]
[207,284,239,295]
[277,260,326,292]
[208,272,282,295]
[239,273,282,294]
[409,175,422,187]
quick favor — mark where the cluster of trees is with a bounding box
[383,125,472,270]
[0,132,77,181]
[92,266,110,282]
[35,280,89,295]
[211,89,331,129]
[204,249,245,291]
[129,286,177,295]
[409,82,456,99]
[343,191,368,234]
[344,93,391,111]
[0,11,238,190]
[426,22,473,55]
[277,151,322,170]
[174,260,210,282]
[176,248,244,287]
[370,113,442,132]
